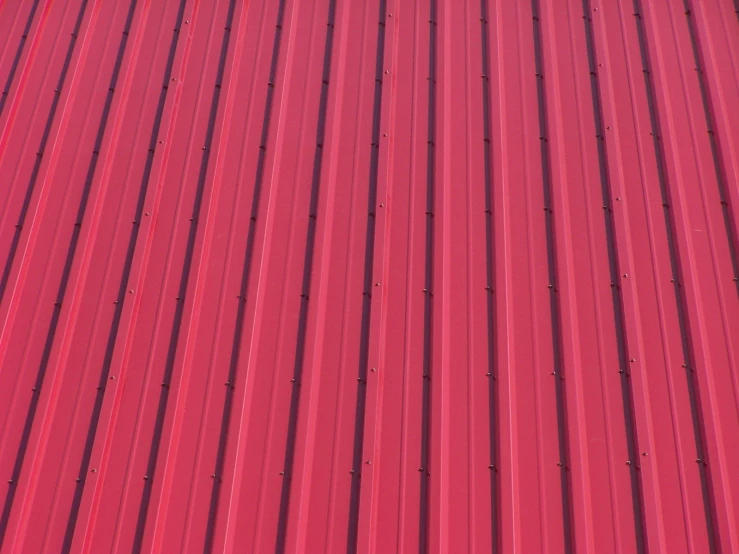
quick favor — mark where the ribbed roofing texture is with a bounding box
[1,0,739,552]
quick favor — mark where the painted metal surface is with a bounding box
[1,0,738,552]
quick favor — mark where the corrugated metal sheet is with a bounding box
[1,0,738,551]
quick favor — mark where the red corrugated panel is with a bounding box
[1,1,738,552]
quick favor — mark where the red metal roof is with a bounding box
[2,0,739,552]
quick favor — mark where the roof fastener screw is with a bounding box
[365,461,371,465]
[110,375,116,380]
[143,476,149,480]
[630,358,636,363]
[375,282,380,286]
[625,461,631,465]
[91,469,97,473]
[557,462,563,467]
[370,367,376,372]
[623,274,628,278]
[616,197,621,201]
[418,468,424,472]
[379,203,384,207]
[210,473,216,478]
[7,480,12,484]
[279,471,285,475]
[696,459,701,463]
[349,470,355,474]
[642,452,648,456]
[76,478,81,482]
[145,212,149,216]
[129,290,133,294]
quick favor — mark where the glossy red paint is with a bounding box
[1,0,738,552]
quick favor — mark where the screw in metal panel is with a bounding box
[379,203,384,207]
[91,469,97,473]
[110,375,116,380]
[370,367,377,372]
[7,480,12,484]
[623,274,628,278]
[642,452,648,456]
[143,476,149,480]
[365,461,371,465]
[279,471,285,476]
[625,461,631,465]
[211,473,216,478]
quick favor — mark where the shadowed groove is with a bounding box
[0,0,42,118]
[203,0,289,550]
[478,0,499,550]
[0,0,93,547]
[274,1,338,552]
[530,3,574,551]
[61,1,189,549]
[631,1,718,551]
[680,1,739,300]
[580,1,646,550]
[345,0,389,551]
[130,3,238,552]
[417,0,437,551]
